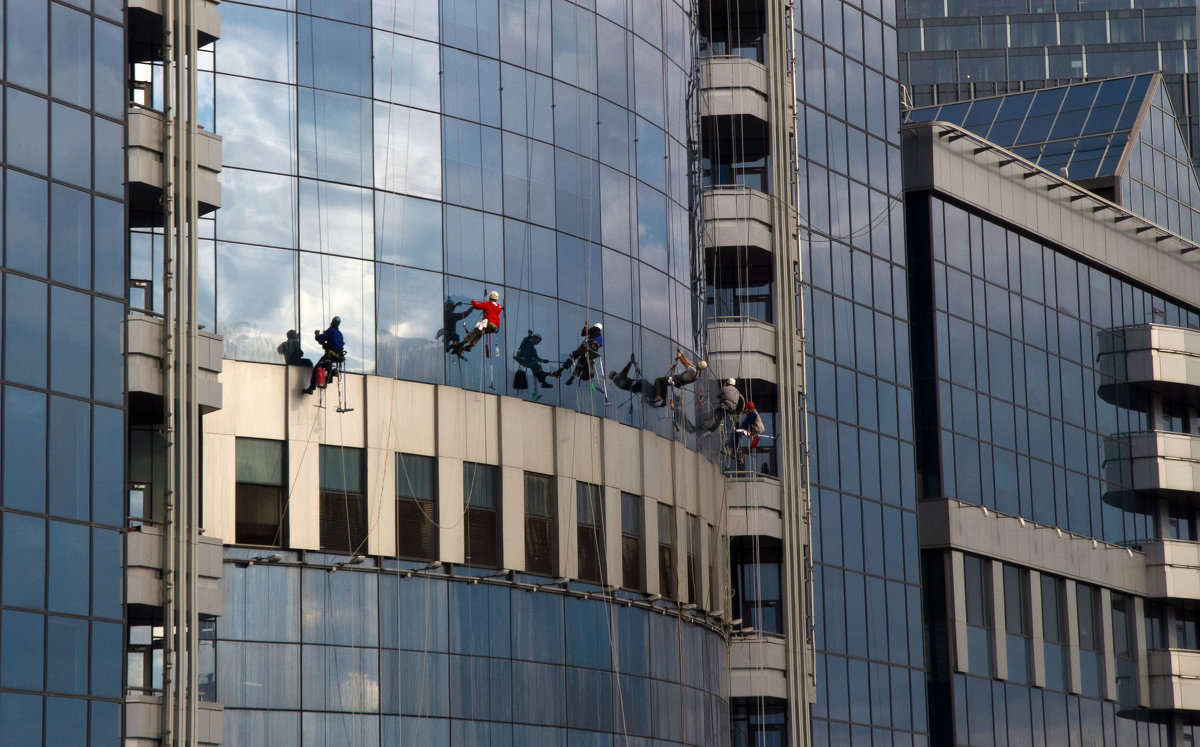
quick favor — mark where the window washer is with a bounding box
[514,331,553,388]
[302,316,345,394]
[704,378,745,431]
[451,291,502,355]
[278,330,312,367]
[437,299,473,356]
[649,349,707,405]
[734,401,765,451]
[552,322,603,385]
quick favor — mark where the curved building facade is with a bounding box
[120,1,736,745]
[145,0,707,442]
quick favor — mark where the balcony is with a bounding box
[128,106,223,226]
[699,56,769,123]
[729,635,787,699]
[706,317,778,384]
[127,694,223,746]
[1097,324,1200,408]
[701,185,774,253]
[125,313,225,420]
[1103,431,1200,505]
[128,0,222,53]
[127,523,226,617]
[1144,539,1200,599]
[726,472,783,538]
[1149,649,1200,711]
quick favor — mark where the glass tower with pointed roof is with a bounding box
[897,0,1200,172]
[907,72,1200,243]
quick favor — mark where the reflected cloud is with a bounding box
[374,103,442,199]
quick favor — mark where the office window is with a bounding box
[620,492,644,590]
[1176,606,1200,650]
[1042,574,1070,691]
[126,622,165,695]
[963,554,993,677]
[577,482,605,584]
[687,514,702,605]
[731,697,787,746]
[1077,582,1104,699]
[1168,503,1195,541]
[396,453,436,562]
[1003,564,1031,685]
[1145,601,1165,650]
[1111,592,1137,706]
[235,438,286,547]
[731,536,782,634]
[319,446,365,554]
[463,462,500,568]
[525,472,557,576]
[658,504,677,598]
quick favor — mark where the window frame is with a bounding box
[524,471,557,577]
[235,437,287,548]
[396,453,437,562]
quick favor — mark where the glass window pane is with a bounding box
[50,287,92,397]
[6,170,49,277]
[320,446,363,492]
[237,439,285,485]
[4,386,47,512]
[51,103,91,188]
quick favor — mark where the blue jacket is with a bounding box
[316,325,345,353]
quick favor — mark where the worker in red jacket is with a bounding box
[452,290,502,354]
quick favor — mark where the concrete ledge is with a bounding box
[729,636,787,699]
[125,313,224,413]
[726,475,783,538]
[699,57,769,121]
[707,319,778,383]
[129,0,221,46]
[917,498,1147,596]
[1144,539,1200,599]
[1148,649,1200,711]
[1105,431,1200,499]
[702,186,773,252]
[128,106,223,213]
[127,525,226,616]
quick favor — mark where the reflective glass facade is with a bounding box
[0,1,128,745]
[911,196,1199,541]
[907,191,1200,744]
[219,556,728,745]
[898,0,1200,172]
[159,0,705,443]
[798,0,929,743]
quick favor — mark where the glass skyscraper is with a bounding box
[0,1,128,745]
[797,0,929,743]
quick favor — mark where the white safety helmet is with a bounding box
[489,291,499,300]
[726,378,736,386]
[697,360,708,370]
[593,323,603,331]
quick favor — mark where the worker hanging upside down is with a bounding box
[514,331,553,388]
[650,349,707,405]
[303,316,345,395]
[609,354,653,395]
[451,291,502,355]
[552,322,603,385]
[703,378,745,431]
